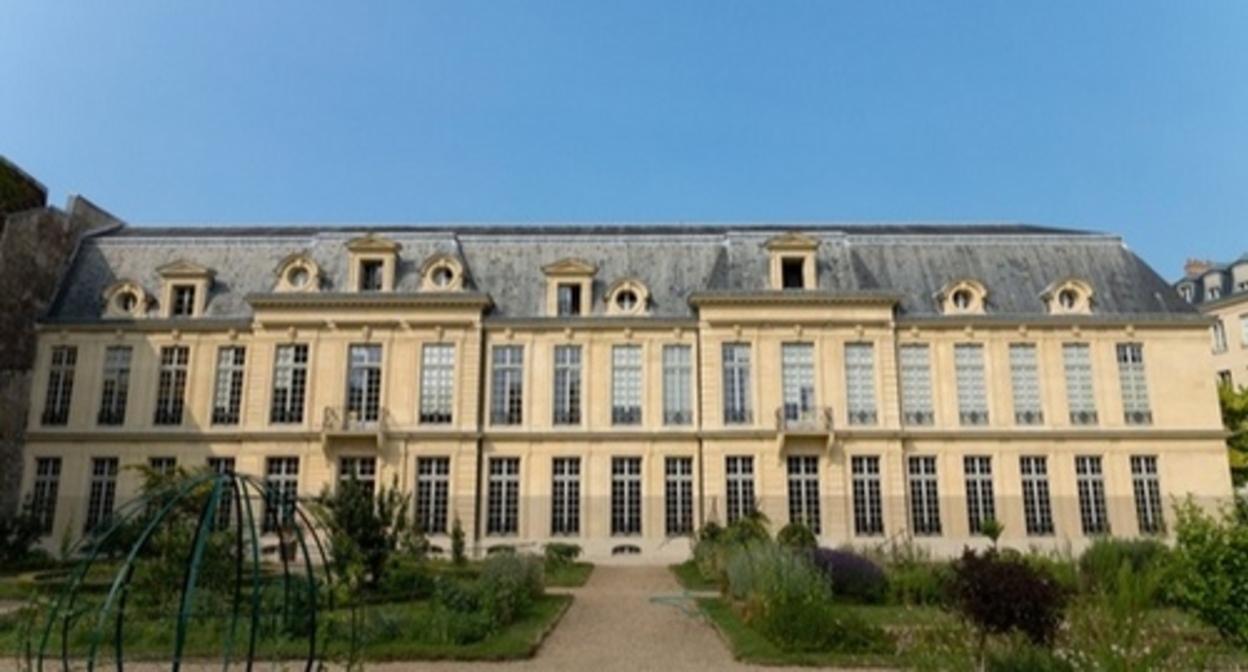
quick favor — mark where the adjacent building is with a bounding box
[21,223,1233,559]
[1174,258,1248,389]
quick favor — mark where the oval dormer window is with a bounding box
[432,266,455,288]
[615,289,638,312]
[1058,289,1078,310]
[951,289,973,310]
[116,291,138,312]
[287,267,310,289]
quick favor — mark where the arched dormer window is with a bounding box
[274,253,321,293]
[605,278,650,316]
[1042,278,1094,315]
[102,280,150,318]
[936,279,988,315]
[420,254,465,291]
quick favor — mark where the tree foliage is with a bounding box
[1170,500,1248,647]
[945,548,1068,652]
[1219,383,1248,484]
[317,476,414,589]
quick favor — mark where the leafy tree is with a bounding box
[945,547,1068,661]
[1219,382,1248,486]
[317,476,413,589]
[1170,500,1248,646]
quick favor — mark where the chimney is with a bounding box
[1184,258,1212,277]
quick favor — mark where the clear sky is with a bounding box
[2,2,1246,280]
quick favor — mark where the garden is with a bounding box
[674,500,1248,670]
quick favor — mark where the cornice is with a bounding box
[688,291,901,307]
[895,314,1212,328]
[246,292,493,310]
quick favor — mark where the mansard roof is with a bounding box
[44,223,1198,323]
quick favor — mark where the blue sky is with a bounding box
[2,2,1246,280]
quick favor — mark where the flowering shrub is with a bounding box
[810,548,889,604]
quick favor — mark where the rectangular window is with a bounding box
[85,457,118,533]
[725,456,755,524]
[552,345,582,425]
[415,457,450,534]
[1212,320,1228,353]
[1116,344,1152,425]
[148,456,177,475]
[338,457,377,497]
[611,345,643,425]
[1218,370,1233,387]
[907,456,941,536]
[97,346,131,426]
[270,344,308,423]
[212,346,246,425]
[556,283,582,316]
[781,257,806,289]
[1009,343,1044,425]
[851,456,884,536]
[781,343,816,427]
[955,344,989,426]
[487,457,520,536]
[419,343,455,424]
[359,260,383,291]
[1131,455,1164,534]
[264,457,300,532]
[845,343,878,425]
[42,346,77,426]
[662,345,693,425]
[786,456,821,534]
[31,458,61,534]
[1020,456,1055,536]
[722,343,753,424]
[1063,343,1098,425]
[1076,456,1110,535]
[346,344,383,424]
[490,345,524,425]
[1240,314,1248,347]
[207,457,236,530]
[154,345,190,426]
[171,285,197,317]
[551,457,581,536]
[665,457,694,536]
[899,344,934,426]
[611,457,642,536]
[964,456,996,534]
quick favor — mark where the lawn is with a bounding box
[544,561,594,588]
[669,560,718,591]
[697,598,897,668]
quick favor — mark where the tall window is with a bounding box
[85,457,118,533]
[963,456,995,534]
[786,456,821,534]
[665,457,694,536]
[722,343,753,424]
[556,283,582,316]
[781,343,816,426]
[899,344,934,426]
[207,457,236,531]
[1009,343,1043,425]
[1116,344,1152,425]
[955,344,989,426]
[725,456,755,524]
[1131,455,1164,534]
[271,344,309,423]
[420,344,455,424]
[264,457,300,532]
[1240,314,1248,347]
[31,458,61,534]
[154,345,190,425]
[338,457,377,497]
[490,345,524,425]
[212,346,246,425]
[611,457,642,536]
[148,456,177,475]
[97,346,131,426]
[611,345,643,425]
[42,346,77,426]
[662,345,693,425]
[907,456,941,536]
[551,457,581,536]
[1020,456,1054,536]
[487,457,521,536]
[1076,456,1110,535]
[1212,320,1228,353]
[851,456,884,536]
[346,344,383,424]
[171,285,197,317]
[553,345,582,425]
[845,343,878,425]
[415,457,450,534]
[1063,343,1098,425]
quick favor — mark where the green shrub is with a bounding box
[377,558,432,601]
[723,509,771,546]
[946,548,1068,651]
[1170,500,1248,646]
[478,552,545,628]
[776,522,817,552]
[450,517,467,566]
[544,542,582,567]
[1077,537,1170,599]
[888,561,949,606]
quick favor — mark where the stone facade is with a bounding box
[1175,258,1248,388]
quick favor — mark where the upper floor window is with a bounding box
[611,345,642,425]
[271,344,309,424]
[420,344,455,424]
[346,234,399,292]
[557,283,583,316]
[1009,343,1043,425]
[97,346,132,426]
[212,346,246,425]
[722,343,752,425]
[347,344,383,424]
[781,258,806,289]
[1178,285,1193,302]
[765,232,817,290]
[543,258,596,317]
[1116,343,1152,425]
[954,344,989,426]
[156,260,213,318]
[42,346,77,426]
[1213,320,1229,353]
[662,345,693,425]
[844,342,877,425]
[490,345,524,425]
[780,343,816,426]
[899,344,933,426]
[1217,370,1232,387]
[1209,286,1222,300]
[154,345,190,426]
[1063,343,1098,425]
[359,260,384,292]
[553,345,582,425]
[171,285,197,317]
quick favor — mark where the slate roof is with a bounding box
[45,223,1199,322]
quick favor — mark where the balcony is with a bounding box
[322,406,389,449]
[775,405,834,436]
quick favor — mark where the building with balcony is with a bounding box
[21,223,1233,559]
[1175,257,1248,389]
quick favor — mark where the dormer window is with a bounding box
[1179,285,1194,302]
[102,280,149,318]
[951,289,973,310]
[1043,278,1094,315]
[360,260,384,292]
[765,233,818,290]
[1057,289,1077,310]
[420,254,465,291]
[557,283,583,316]
[274,253,321,293]
[346,234,400,293]
[156,260,214,318]
[171,285,197,317]
[1209,286,1222,300]
[615,289,638,311]
[543,258,597,317]
[938,279,987,315]
[781,258,806,289]
[432,267,454,287]
[605,278,650,316]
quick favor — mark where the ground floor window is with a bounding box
[786,456,821,534]
[907,456,941,536]
[338,457,377,497]
[851,456,884,536]
[552,457,581,536]
[1020,456,1054,536]
[725,456,755,524]
[85,457,118,534]
[1076,455,1110,535]
[665,457,694,536]
[964,456,995,535]
[487,457,520,536]
[207,457,236,531]
[32,458,61,535]
[264,457,299,533]
[416,457,450,534]
[1131,455,1164,534]
[611,457,642,536]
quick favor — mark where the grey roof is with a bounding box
[45,223,1198,322]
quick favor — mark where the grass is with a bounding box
[697,597,897,668]
[544,561,594,588]
[669,560,718,591]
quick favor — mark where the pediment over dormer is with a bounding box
[764,232,819,252]
[542,258,597,276]
[157,259,215,279]
[345,234,402,254]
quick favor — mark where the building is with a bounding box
[1174,258,1248,389]
[0,157,120,515]
[21,223,1233,559]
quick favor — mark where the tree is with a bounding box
[1219,383,1248,486]
[317,476,413,589]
